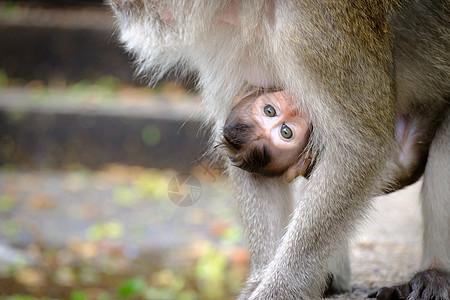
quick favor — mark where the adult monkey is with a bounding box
[109,0,450,299]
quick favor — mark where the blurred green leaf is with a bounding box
[86,221,124,241]
[221,226,243,245]
[95,76,121,92]
[70,290,88,300]
[0,2,20,20]
[141,126,161,147]
[0,194,16,212]
[195,244,227,299]
[118,277,146,298]
[5,112,26,124]
[0,69,8,87]
[136,171,168,200]
[113,186,138,206]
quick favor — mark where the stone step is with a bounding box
[0,88,210,170]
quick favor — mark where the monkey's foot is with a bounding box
[368,269,450,300]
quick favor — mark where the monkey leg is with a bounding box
[369,110,450,300]
[325,243,351,295]
[418,109,450,299]
[243,132,393,300]
[227,166,294,300]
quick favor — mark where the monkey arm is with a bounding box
[249,145,393,299]
[244,2,397,299]
[227,166,294,298]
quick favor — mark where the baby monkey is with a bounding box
[223,91,428,192]
[223,91,313,182]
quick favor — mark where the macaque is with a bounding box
[223,90,430,194]
[222,90,313,182]
[109,0,450,299]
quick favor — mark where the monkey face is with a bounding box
[223,91,311,179]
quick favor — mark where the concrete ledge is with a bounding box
[0,89,210,170]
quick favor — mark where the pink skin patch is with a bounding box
[251,91,310,152]
[158,7,175,24]
[396,115,419,170]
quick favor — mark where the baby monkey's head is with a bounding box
[223,91,312,182]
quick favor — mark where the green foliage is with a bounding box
[4,112,26,124]
[118,277,146,298]
[69,291,88,300]
[86,221,124,241]
[113,186,138,206]
[0,194,16,212]
[141,126,161,147]
[0,69,8,87]
[94,76,121,93]
[135,171,168,200]
[0,2,20,20]
[221,226,242,245]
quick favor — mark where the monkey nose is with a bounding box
[223,134,241,151]
[223,124,243,150]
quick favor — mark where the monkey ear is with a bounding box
[284,151,313,183]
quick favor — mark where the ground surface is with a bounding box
[328,180,422,299]
[0,165,423,299]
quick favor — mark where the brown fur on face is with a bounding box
[222,95,277,176]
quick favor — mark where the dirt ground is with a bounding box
[0,166,424,299]
[327,180,423,299]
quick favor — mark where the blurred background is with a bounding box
[0,1,248,299]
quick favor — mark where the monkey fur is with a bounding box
[109,1,450,299]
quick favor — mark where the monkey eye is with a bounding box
[264,105,276,117]
[280,124,293,139]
